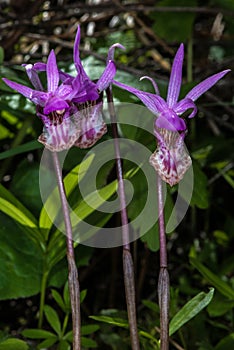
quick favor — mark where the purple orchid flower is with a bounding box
[4,50,73,114]
[65,26,125,148]
[3,50,80,151]
[3,26,124,151]
[114,44,230,186]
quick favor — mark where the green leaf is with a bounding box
[189,160,209,209]
[138,330,160,345]
[44,305,62,336]
[208,293,234,317]
[60,286,87,313]
[99,332,128,349]
[89,315,129,329]
[47,215,109,277]
[0,184,37,226]
[190,258,234,299]
[21,329,55,339]
[71,180,117,226]
[39,154,94,232]
[64,153,95,198]
[63,331,72,342]
[0,141,42,160]
[106,29,139,53]
[51,289,66,313]
[0,197,37,228]
[80,289,87,304]
[81,337,97,348]
[63,282,70,309]
[223,173,234,189]
[0,185,43,247]
[37,337,58,350]
[123,164,159,249]
[151,0,197,42]
[169,288,214,336]
[141,192,175,251]
[140,223,159,252]
[65,324,99,343]
[81,324,100,336]
[0,339,28,350]
[0,212,43,299]
[10,160,43,217]
[142,300,159,313]
[47,241,94,289]
[58,339,70,350]
[215,333,234,350]
[48,256,68,288]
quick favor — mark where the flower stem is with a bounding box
[157,175,170,350]
[106,87,140,350]
[52,151,81,350]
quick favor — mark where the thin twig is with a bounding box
[106,86,140,350]
[208,162,234,185]
[206,91,234,117]
[48,2,234,17]
[52,151,81,350]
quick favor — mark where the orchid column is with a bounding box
[114,44,230,350]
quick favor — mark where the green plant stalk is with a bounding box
[178,328,187,350]
[106,86,140,350]
[38,264,49,329]
[52,151,81,350]
[157,175,170,350]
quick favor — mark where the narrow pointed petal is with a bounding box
[69,76,86,99]
[73,25,81,68]
[23,64,43,90]
[71,75,99,103]
[59,70,73,82]
[57,84,73,99]
[174,98,197,119]
[167,44,184,108]
[33,62,47,72]
[107,43,125,61]
[46,50,59,92]
[140,76,160,95]
[31,90,49,106]
[113,80,164,115]
[73,26,90,82]
[96,61,116,92]
[185,69,230,102]
[2,78,34,99]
